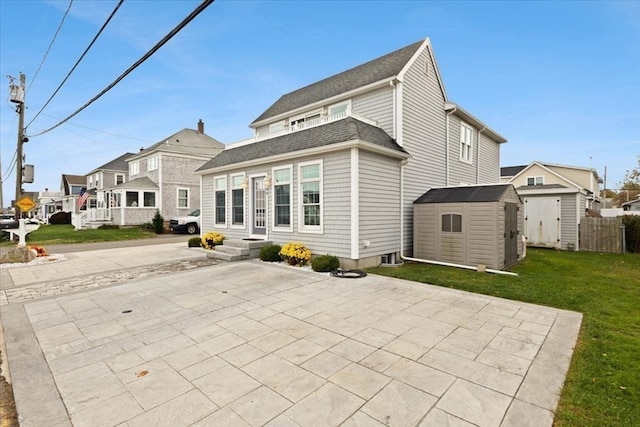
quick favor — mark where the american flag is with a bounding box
[77,188,89,207]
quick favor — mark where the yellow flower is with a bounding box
[201,232,225,250]
[279,242,311,266]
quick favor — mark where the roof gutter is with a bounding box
[399,162,518,276]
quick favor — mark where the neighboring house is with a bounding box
[60,174,87,213]
[196,38,507,269]
[501,161,603,250]
[621,196,640,211]
[105,120,224,226]
[36,188,64,221]
[85,152,134,210]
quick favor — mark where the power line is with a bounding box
[26,0,125,129]
[27,0,74,94]
[28,0,215,139]
[40,113,155,144]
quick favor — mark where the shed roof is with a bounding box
[414,184,515,204]
[251,40,424,125]
[197,117,406,172]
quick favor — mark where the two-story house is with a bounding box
[196,38,508,268]
[108,120,224,226]
[85,152,134,209]
[501,161,602,250]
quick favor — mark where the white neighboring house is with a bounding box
[501,161,603,250]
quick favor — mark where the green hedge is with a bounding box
[623,215,640,253]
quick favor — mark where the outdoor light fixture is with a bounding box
[241,178,248,189]
[263,174,272,189]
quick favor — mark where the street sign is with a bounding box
[16,196,36,211]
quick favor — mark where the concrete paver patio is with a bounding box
[1,253,581,427]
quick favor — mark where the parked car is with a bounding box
[169,209,200,234]
[0,215,19,230]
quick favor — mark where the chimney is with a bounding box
[197,119,204,134]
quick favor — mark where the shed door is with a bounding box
[504,203,518,268]
[524,197,560,248]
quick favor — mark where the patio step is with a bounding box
[206,239,272,262]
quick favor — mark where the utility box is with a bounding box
[23,164,34,183]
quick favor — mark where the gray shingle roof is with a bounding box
[251,40,425,125]
[197,117,406,172]
[110,176,158,190]
[515,184,568,191]
[129,128,225,160]
[414,184,514,204]
[89,152,135,174]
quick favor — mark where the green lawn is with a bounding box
[367,249,640,427]
[3,224,156,246]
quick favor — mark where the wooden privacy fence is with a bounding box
[579,217,623,253]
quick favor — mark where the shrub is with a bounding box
[139,222,154,232]
[48,211,71,225]
[259,244,282,262]
[623,215,640,253]
[311,254,340,272]
[152,210,164,234]
[279,242,311,266]
[188,237,202,248]
[202,232,225,250]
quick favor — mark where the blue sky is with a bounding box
[1,0,639,207]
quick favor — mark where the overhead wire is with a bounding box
[27,0,216,139]
[27,0,74,94]
[40,113,155,144]
[26,0,125,129]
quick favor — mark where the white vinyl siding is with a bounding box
[352,86,394,136]
[299,161,322,233]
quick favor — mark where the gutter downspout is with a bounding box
[399,161,518,276]
[476,126,486,184]
[445,106,457,186]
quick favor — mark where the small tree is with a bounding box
[614,156,640,206]
[152,210,164,234]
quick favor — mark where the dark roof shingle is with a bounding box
[414,184,513,204]
[198,117,406,172]
[251,40,425,125]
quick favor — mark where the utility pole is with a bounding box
[9,73,26,220]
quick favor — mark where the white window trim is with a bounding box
[177,187,189,209]
[526,176,544,186]
[230,173,246,229]
[269,121,286,134]
[290,109,323,127]
[214,175,227,227]
[460,122,473,164]
[327,100,351,118]
[147,155,159,171]
[272,164,293,232]
[298,159,323,234]
[115,173,125,185]
[130,161,139,176]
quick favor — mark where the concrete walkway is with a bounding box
[0,242,582,427]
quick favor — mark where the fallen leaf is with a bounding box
[136,370,149,378]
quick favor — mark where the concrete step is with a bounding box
[206,239,272,262]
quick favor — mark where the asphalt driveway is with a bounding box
[1,247,581,427]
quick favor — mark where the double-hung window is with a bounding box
[299,161,322,232]
[214,177,226,225]
[147,156,159,171]
[177,188,189,208]
[115,174,124,185]
[130,161,139,176]
[231,175,245,226]
[460,122,473,163]
[273,166,292,229]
